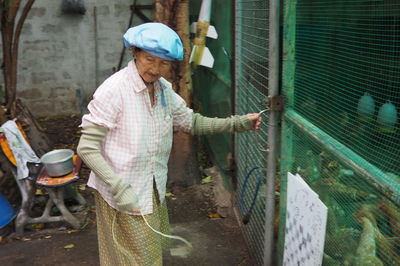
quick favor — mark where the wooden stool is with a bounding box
[14,156,86,235]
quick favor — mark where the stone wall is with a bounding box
[0,0,153,117]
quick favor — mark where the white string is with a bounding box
[141,211,193,248]
[111,211,193,261]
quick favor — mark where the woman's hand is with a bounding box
[246,113,262,131]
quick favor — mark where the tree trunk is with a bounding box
[154,1,200,187]
[1,6,15,110]
[1,0,35,116]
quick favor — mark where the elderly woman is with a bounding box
[77,22,261,265]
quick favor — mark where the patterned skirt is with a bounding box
[94,189,170,266]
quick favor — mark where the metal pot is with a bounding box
[40,149,74,177]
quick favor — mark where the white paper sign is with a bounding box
[283,172,328,266]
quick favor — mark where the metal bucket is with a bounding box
[0,192,16,228]
[40,149,74,177]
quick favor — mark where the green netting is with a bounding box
[279,1,400,265]
[235,0,270,264]
[280,115,400,265]
[293,0,400,174]
[190,0,233,172]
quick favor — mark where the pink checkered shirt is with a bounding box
[82,60,193,215]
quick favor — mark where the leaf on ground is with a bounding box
[67,229,79,234]
[165,192,174,197]
[44,235,52,239]
[78,184,86,191]
[0,236,10,244]
[64,244,75,249]
[201,176,214,184]
[22,237,32,241]
[35,189,44,195]
[207,213,222,219]
[31,223,45,230]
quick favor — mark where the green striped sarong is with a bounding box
[94,188,170,266]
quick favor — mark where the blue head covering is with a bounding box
[123,23,184,61]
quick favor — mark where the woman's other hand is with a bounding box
[246,113,262,131]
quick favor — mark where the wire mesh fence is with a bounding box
[279,0,400,265]
[235,0,270,264]
[293,1,400,175]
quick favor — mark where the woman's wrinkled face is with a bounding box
[133,48,172,83]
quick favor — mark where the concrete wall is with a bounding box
[1,0,153,117]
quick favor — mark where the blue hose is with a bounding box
[239,167,264,224]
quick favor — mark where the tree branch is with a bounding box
[13,0,34,53]
[2,0,21,110]
[8,0,35,115]
[6,0,21,21]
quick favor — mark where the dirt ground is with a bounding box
[0,116,253,266]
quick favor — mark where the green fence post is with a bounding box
[277,0,297,265]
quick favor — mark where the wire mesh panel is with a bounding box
[294,0,400,174]
[280,0,400,265]
[282,119,400,265]
[235,0,269,264]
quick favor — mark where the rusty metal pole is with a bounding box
[263,0,281,265]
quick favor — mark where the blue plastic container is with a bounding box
[0,192,16,228]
